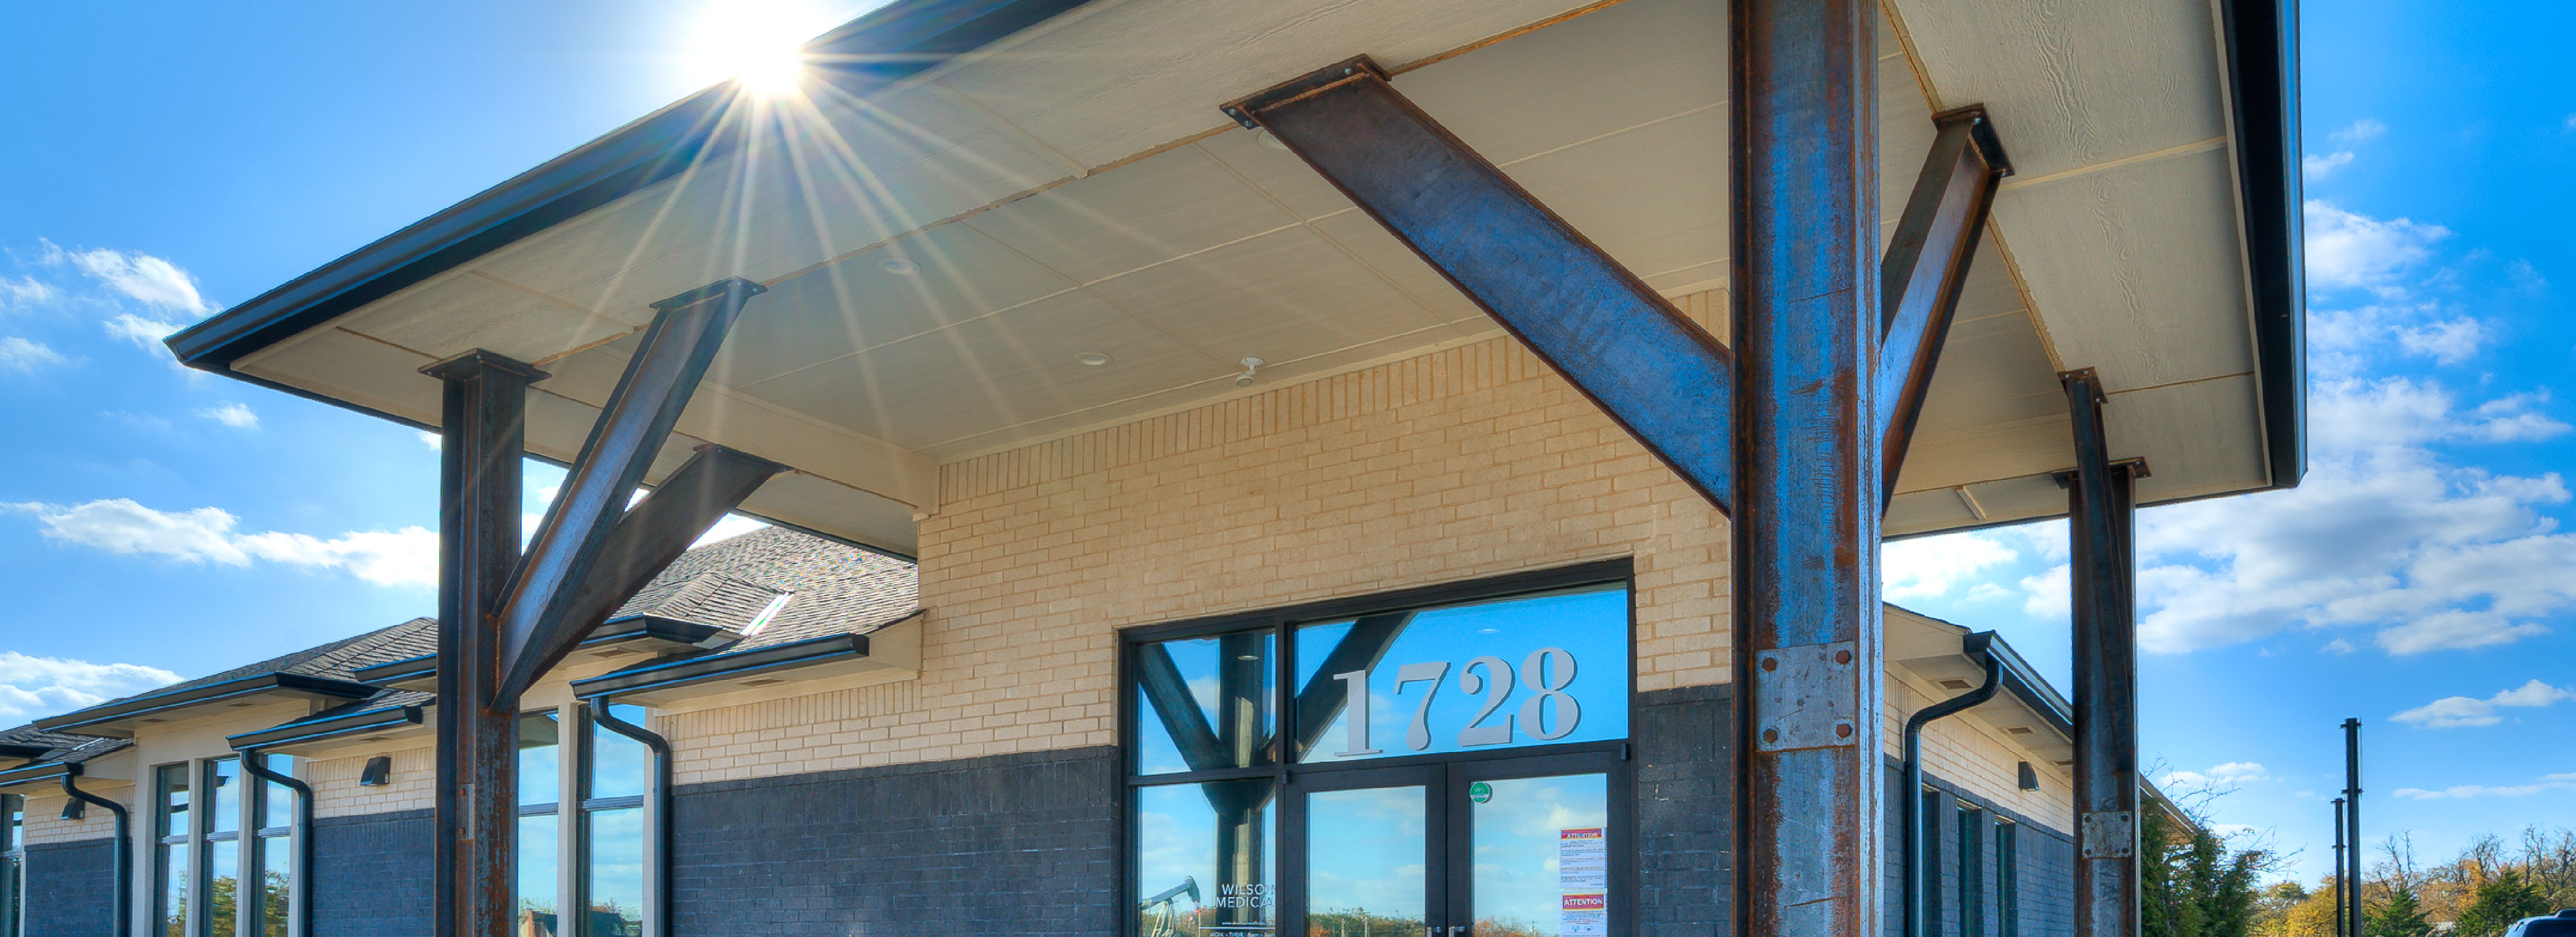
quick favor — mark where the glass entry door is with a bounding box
[1288,751,1625,937]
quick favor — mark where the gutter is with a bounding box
[1902,631,2003,937]
[567,633,871,699]
[583,696,674,937]
[228,704,428,753]
[163,0,1097,376]
[57,766,133,937]
[34,673,380,738]
[239,752,316,936]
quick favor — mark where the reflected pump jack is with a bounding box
[1141,876,1204,937]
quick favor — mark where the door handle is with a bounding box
[1450,927,1468,936]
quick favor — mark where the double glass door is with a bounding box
[1287,750,1626,937]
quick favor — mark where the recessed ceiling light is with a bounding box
[880,257,919,275]
[1258,130,1290,152]
[1077,352,1112,367]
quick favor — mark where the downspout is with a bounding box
[240,750,315,936]
[588,696,672,937]
[1902,631,2002,937]
[59,767,131,937]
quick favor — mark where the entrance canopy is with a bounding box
[169,0,2300,556]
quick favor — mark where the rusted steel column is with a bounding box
[423,351,547,937]
[2065,368,2140,937]
[1729,0,1883,933]
[1880,106,2011,503]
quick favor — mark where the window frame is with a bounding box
[1957,804,1985,937]
[1995,818,2019,937]
[1118,559,1639,937]
[146,756,305,937]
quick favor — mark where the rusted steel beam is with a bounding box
[2065,368,2141,937]
[1879,106,2011,502]
[493,278,765,703]
[1729,0,1884,933]
[539,444,783,656]
[1224,57,1738,514]
[423,350,546,937]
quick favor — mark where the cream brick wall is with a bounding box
[308,744,436,820]
[663,333,1737,785]
[1884,674,2076,831]
[17,785,131,847]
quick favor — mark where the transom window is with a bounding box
[1126,565,1632,937]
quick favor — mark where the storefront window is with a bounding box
[146,757,305,937]
[1127,571,1632,937]
[519,712,563,937]
[155,763,192,937]
[1996,820,2019,937]
[582,703,651,937]
[1958,806,1984,937]
[3,793,24,937]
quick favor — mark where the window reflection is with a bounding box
[517,813,559,937]
[1134,631,1276,776]
[1135,779,1275,937]
[519,712,561,807]
[584,808,646,936]
[587,705,651,801]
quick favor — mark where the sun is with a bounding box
[686,0,836,98]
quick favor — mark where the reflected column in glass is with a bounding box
[1304,786,1426,937]
[1135,779,1276,937]
[1469,774,1609,937]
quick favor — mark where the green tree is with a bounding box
[2371,883,2436,937]
[2455,868,2551,937]
[2144,806,2276,937]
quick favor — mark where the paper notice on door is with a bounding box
[1559,827,1608,935]
[1558,827,1608,889]
[1561,893,1608,936]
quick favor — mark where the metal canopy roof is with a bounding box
[170,0,2300,556]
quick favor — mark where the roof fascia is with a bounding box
[32,674,381,738]
[229,704,428,753]
[2219,0,2306,489]
[0,760,78,790]
[164,0,1098,375]
[570,634,869,699]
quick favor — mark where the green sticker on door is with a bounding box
[1469,781,1493,803]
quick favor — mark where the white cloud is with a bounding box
[5,498,436,587]
[1883,532,2018,601]
[2304,151,2355,180]
[416,430,442,450]
[2310,302,2491,377]
[2160,761,2273,790]
[0,275,53,308]
[0,652,181,725]
[105,312,183,350]
[2332,119,2388,145]
[2392,772,2576,800]
[2305,201,2449,293]
[2392,679,2575,728]
[2131,377,2575,655]
[196,403,258,429]
[2321,638,2357,654]
[2020,563,2071,621]
[56,245,210,314]
[0,336,64,372]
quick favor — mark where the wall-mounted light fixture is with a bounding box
[2017,761,2040,791]
[358,756,394,787]
[61,798,84,821]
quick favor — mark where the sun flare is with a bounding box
[687,0,840,97]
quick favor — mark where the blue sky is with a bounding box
[0,0,2565,892]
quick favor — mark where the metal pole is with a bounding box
[2066,369,2140,937]
[2344,718,2364,937]
[424,351,546,937]
[2332,797,2347,937]
[1729,0,1883,933]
